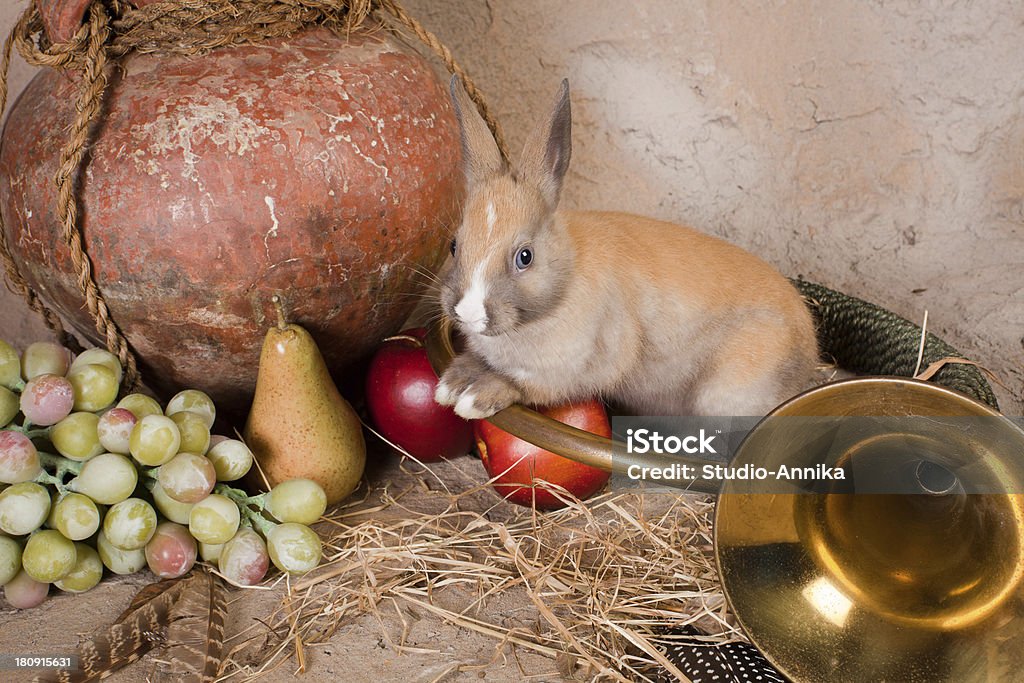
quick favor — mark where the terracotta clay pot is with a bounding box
[0,19,461,413]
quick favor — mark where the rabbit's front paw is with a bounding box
[452,372,522,419]
[435,355,521,419]
[434,354,484,406]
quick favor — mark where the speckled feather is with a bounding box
[655,626,787,683]
[33,578,186,683]
[33,571,226,683]
[152,570,227,682]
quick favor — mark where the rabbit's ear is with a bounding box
[449,75,506,186]
[520,79,572,207]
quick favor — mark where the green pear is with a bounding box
[244,314,365,506]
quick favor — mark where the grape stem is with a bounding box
[239,506,277,536]
[215,482,267,510]
[33,470,65,491]
[214,483,276,536]
[5,423,48,440]
[37,450,84,476]
[34,451,81,494]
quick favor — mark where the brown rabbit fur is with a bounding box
[435,77,819,418]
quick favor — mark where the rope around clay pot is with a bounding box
[0,0,509,392]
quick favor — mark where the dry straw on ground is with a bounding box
[217,453,739,682]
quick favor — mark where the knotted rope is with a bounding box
[0,0,508,390]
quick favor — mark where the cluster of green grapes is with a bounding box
[0,340,328,609]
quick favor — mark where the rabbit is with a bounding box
[434,77,819,419]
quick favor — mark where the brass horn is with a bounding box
[425,317,1024,682]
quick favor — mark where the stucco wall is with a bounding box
[2,1,1021,411]
[1,2,45,347]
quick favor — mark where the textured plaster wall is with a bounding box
[2,1,1022,411]
[1,1,45,347]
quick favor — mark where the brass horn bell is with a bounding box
[425,318,1024,682]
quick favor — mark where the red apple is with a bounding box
[365,328,474,462]
[476,400,612,510]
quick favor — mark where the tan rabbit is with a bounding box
[434,77,819,419]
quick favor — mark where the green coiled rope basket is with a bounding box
[791,280,998,410]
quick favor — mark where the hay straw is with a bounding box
[913,309,929,377]
[218,451,738,682]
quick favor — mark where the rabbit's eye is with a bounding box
[514,247,533,271]
[449,238,457,256]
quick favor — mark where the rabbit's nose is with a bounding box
[454,268,489,333]
[454,297,488,333]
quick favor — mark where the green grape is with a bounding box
[103,498,158,550]
[0,430,42,484]
[3,568,48,609]
[150,480,194,525]
[42,489,59,529]
[130,415,181,466]
[165,389,216,429]
[0,386,19,426]
[116,393,163,420]
[43,489,59,530]
[198,541,224,565]
[22,529,77,583]
[0,482,51,535]
[158,452,216,504]
[96,408,137,454]
[188,494,240,545]
[0,535,22,585]
[266,523,322,574]
[0,340,20,390]
[67,363,119,413]
[69,453,138,505]
[266,479,328,525]
[97,529,146,575]
[55,543,103,593]
[51,493,101,541]
[219,528,270,586]
[70,348,123,386]
[21,342,71,380]
[170,411,211,455]
[206,438,254,481]
[50,412,104,462]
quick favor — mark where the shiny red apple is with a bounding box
[476,400,612,510]
[365,328,474,462]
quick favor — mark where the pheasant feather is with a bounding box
[34,577,187,683]
[34,571,227,683]
[152,570,228,682]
